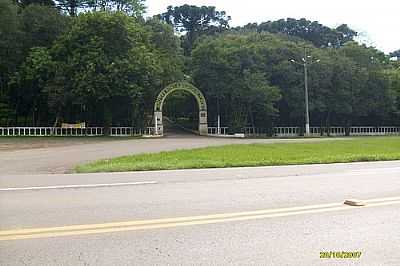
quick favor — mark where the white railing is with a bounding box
[208,127,229,135]
[1,126,399,137]
[0,127,53,136]
[244,126,400,137]
[328,127,346,136]
[53,127,103,136]
[310,127,322,136]
[242,127,268,136]
[350,127,400,136]
[110,127,143,136]
[108,126,156,136]
[274,127,300,137]
[0,127,103,136]
[144,127,156,136]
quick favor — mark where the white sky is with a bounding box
[145,0,399,54]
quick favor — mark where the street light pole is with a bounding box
[290,48,319,136]
[217,91,221,135]
[303,48,310,136]
[217,96,221,135]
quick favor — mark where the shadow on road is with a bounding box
[163,117,203,139]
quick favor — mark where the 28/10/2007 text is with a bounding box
[320,251,362,259]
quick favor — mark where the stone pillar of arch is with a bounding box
[198,110,208,135]
[154,81,208,136]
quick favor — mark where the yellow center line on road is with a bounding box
[1,197,400,241]
[0,202,343,236]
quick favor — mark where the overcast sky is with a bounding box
[145,0,399,54]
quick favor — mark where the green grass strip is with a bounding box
[76,136,400,173]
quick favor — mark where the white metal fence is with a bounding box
[328,127,346,136]
[241,126,400,137]
[1,126,399,137]
[274,127,300,137]
[0,127,103,136]
[144,127,156,136]
[309,127,322,136]
[110,127,143,136]
[242,127,269,136]
[350,127,400,136]
[208,127,229,135]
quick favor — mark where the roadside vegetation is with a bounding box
[1,0,399,131]
[76,136,400,173]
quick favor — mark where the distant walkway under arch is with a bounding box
[154,81,208,136]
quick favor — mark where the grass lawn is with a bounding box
[76,136,400,173]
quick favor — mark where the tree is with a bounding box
[144,17,184,85]
[1,1,397,129]
[341,41,389,69]
[57,0,87,16]
[337,42,396,125]
[87,0,145,17]
[3,3,69,126]
[238,18,357,48]
[43,12,182,128]
[0,0,20,87]
[19,4,70,57]
[390,49,400,60]
[8,47,53,126]
[385,68,400,121]
[0,0,21,125]
[15,0,55,8]
[192,33,281,131]
[160,5,231,55]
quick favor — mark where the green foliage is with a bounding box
[2,2,69,126]
[0,0,21,88]
[9,47,53,126]
[19,4,70,56]
[192,33,281,130]
[44,11,181,127]
[87,0,145,17]
[144,18,184,85]
[384,67,400,116]
[56,0,145,17]
[390,49,400,59]
[160,4,231,55]
[16,0,55,7]
[161,4,231,32]
[192,31,399,128]
[56,0,86,16]
[238,18,357,48]
[0,1,399,129]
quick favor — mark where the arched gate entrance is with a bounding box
[154,82,208,135]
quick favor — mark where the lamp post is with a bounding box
[290,48,320,136]
[217,110,221,135]
[217,96,221,135]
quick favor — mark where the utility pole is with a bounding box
[290,48,320,136]
[217,96,221,135]
[303,48,310,135]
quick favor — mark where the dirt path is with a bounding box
[0,137,120,151]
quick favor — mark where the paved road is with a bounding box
[0,134,349,175]
[1,161,399,265]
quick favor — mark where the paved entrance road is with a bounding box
[0,134,349,175]
[0,161,399,265]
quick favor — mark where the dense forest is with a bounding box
[1,0,399,131]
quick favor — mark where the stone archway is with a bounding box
[154,81,208,136]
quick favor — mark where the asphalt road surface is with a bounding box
[1,161,399,265]
[0,134,350,175]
